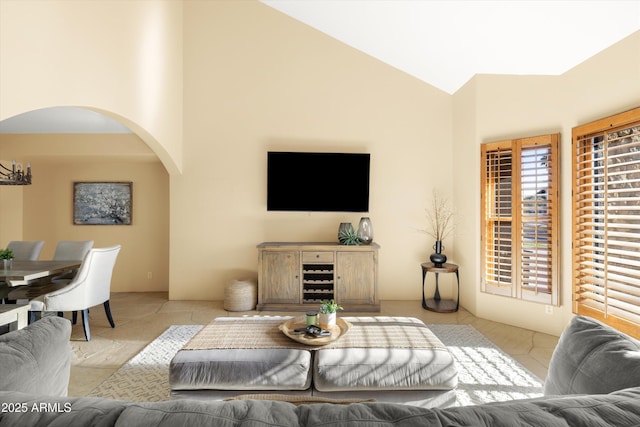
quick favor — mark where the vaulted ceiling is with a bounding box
[1,1,638,134]
[262,0,640,94]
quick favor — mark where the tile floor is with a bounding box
[67,292,560,397]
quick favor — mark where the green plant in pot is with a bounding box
[0,249,13,260]
[338,224,361,246]
[0,248,14,270]
[319,299,343,329]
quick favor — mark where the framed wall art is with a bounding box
[73,182,132,225]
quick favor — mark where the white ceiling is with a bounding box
[262,0,640,94]
[0,107,131,134]
[1,1,638,134]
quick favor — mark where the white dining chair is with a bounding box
[6,240,45,261]
[29,245,121,341]
[7,240,94,303]
[50,240,94,283]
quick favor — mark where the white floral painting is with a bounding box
[73,182,132,225]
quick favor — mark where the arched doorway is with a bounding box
[0,107,170,292]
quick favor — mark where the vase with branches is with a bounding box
[421,190,454,266]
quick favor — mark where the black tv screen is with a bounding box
[267,152,370,212]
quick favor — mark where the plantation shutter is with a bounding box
[481,143,514,297]
[519,138,558,303]
[481,134,559,304]
[573,107,640,338]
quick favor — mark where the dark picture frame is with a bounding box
[73,182,132,225]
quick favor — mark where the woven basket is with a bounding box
[224,280,257,312]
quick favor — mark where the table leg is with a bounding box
[15,309,28,330]
[455,270,460,310]
[421,265,459,313]
[421,268,428,309]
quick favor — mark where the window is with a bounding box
[573,107,640,338]
[481,134,560,304]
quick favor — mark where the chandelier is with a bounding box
[0,160,32,185]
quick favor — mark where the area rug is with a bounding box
[88,323,543,406]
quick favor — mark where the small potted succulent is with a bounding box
[0,248,14,270]
[338,224,361,246]
[319,299,343,328]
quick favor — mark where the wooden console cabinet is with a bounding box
[257,242,380,312]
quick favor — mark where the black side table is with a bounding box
[421,262,459,313]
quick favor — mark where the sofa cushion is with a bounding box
[313,347,458,392]
[170,348,312,391]
[0,316,71,396]
[544,315,640,395]
[0,392,128,426]
[305,387,640,427]
[120,399,299,426]
[3,388,640,427]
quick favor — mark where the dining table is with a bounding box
[0,304,29,331]
[0,260,82,287]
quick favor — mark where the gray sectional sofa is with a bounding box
[0,316,71,397]
[1,315,640,426]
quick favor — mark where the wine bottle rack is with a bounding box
[302,263,334,304]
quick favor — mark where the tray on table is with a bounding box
[279,316,351,346]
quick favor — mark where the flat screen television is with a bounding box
[267,151,370,212]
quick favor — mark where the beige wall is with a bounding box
[0,134,169,292]
[451,79,478,312]
[1,1,454,303]
[0,0,184,174]
[1,0,639,336]
[452,31,640,336]
[0,186,23,244]
[173,0,453,300]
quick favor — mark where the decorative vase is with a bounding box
[319,312,336,329]
[2,259,12,270]
[430,240,447,267]
[357,217,373,245]
[338,222,354,244]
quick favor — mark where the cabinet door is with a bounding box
[336,251,375,304]
[261,251,300,304]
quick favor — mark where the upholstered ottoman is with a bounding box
[170,317,312,399]
[312,316,458,406]
[169,316,457,407]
